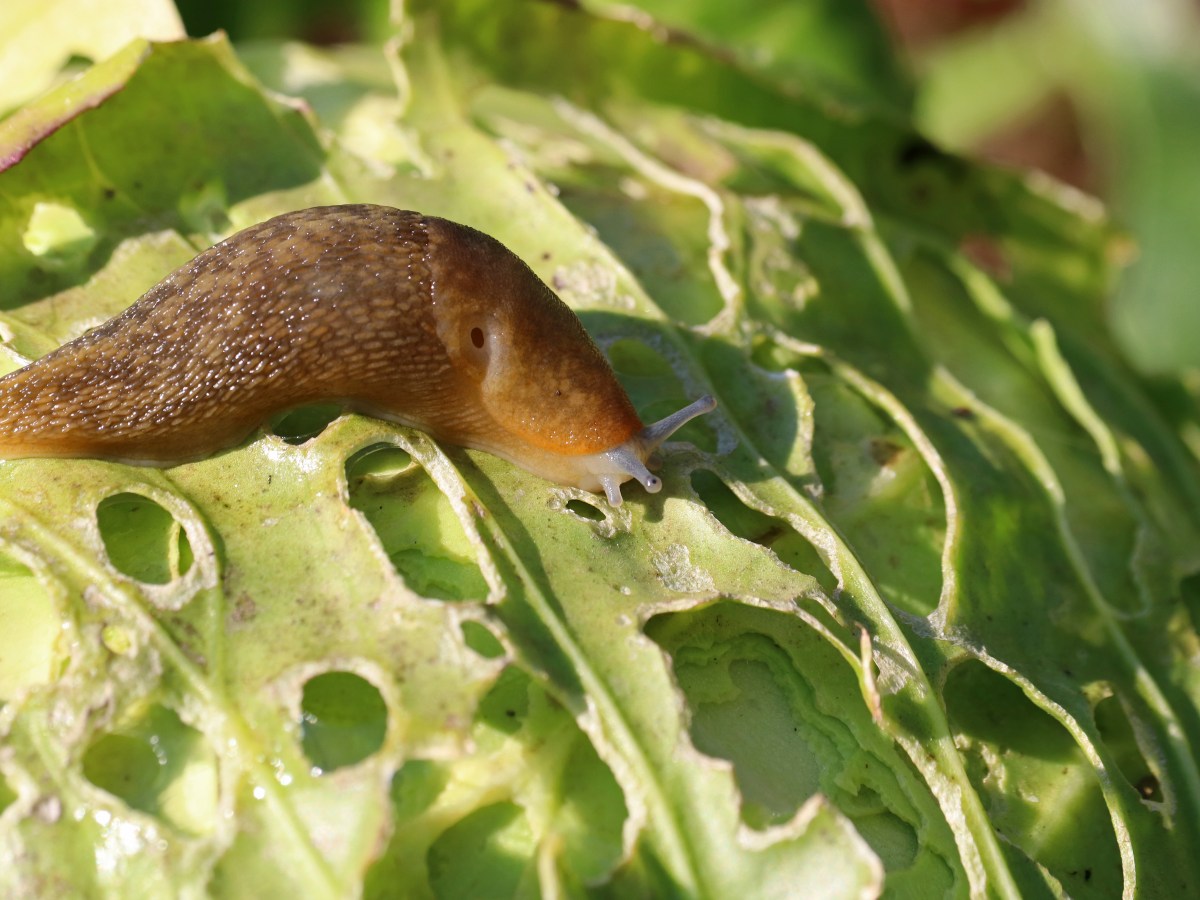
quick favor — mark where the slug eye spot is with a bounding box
[300,671,388,773]
[97,493,194,585]
[454,322,492,379]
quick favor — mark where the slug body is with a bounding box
[0,205,715,504]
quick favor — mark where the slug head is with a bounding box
[425,217,716,503]
[571,393,718,505]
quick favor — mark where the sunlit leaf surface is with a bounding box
[0,1,1197,898]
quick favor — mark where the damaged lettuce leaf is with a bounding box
[0,1,1197,898]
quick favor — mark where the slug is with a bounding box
[0,204,716,505]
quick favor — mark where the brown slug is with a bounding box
[0,204,715,505]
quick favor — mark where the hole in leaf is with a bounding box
[475,665,627,876]
[300,671,388,773]
[390,760,448,819]
[470,326,485,349]
[461,621,505,659]
[0,551,59,701]
[84,734,159,806]
[476,667,531,736]
[427,802,537,899]
[1136,773,1160,800]
[96,493,193,585]
[346,443,488,601]
[645,600,934,880]
[364,760,452,898]
[1093,693,1162,803]
[63,52,95,71]
[347,443,412,479]
[269,403,343,444]
[690,470,834,594]
[565,498,604,521]
[944,661,1121,894]
[647,603,828,828]
[370,660,626,895]
[553,729,629,881]
[0,773,15,814]
[82,704,216,835]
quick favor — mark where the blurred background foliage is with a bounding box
[175,0,391,46]
[875,0,1200,380]
[173,0,1200,381]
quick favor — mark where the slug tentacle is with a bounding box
[0,204,719,504]
[579,394,718,507]
[639,395,718,454]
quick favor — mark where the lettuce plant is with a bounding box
[0,1,1197,897]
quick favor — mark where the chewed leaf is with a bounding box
[0,1,1197,899]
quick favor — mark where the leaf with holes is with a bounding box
[1,1,1199,899]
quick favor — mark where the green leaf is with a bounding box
[0,1,1197,898]
[575,0,911,109]
[0,0,183,115]
[915,0,1200,375]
